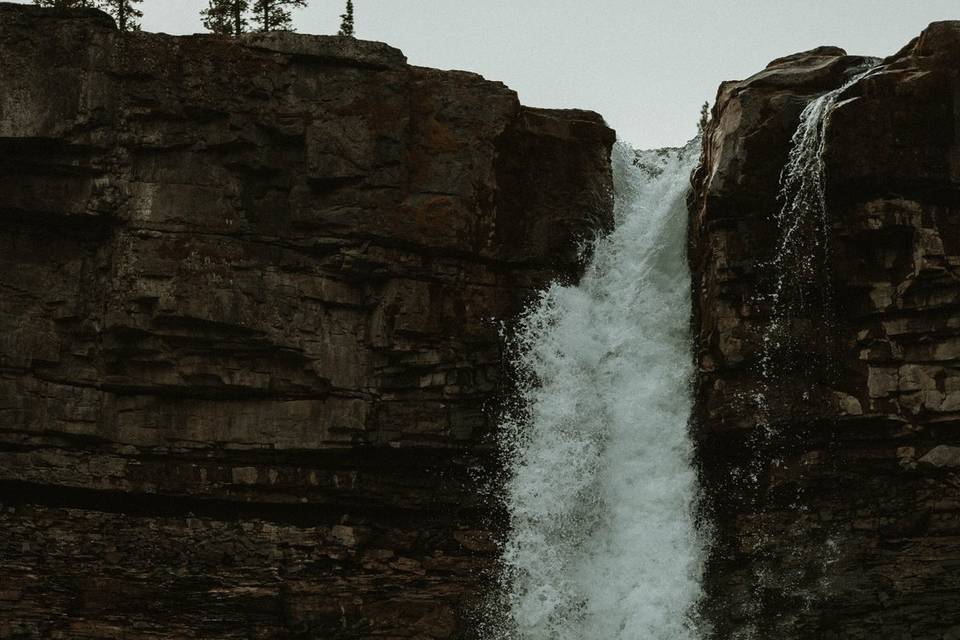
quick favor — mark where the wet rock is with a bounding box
[691,20,960,640]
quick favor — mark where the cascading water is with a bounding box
[757,62,879,407]
[497,139,707,640]
[735,62,880,636]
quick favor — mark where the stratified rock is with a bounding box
[0,3,614,637]
[691,20,960,640]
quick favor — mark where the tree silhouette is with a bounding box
[201,0,249,36]
[338,0,354,37]
[99,0,143,31]
[697,101,710,136]
[250,0,306,32]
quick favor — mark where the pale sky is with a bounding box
[16,0,959,148]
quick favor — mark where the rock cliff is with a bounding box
[0,4,614,637]
[691,21,960,639]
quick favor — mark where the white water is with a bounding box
[737,63,881,638]
[758,63,878,389]
[499,139,706,640]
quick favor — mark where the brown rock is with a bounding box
[0,3,614,637]
[691,20,960,640]
[918,445,960,468]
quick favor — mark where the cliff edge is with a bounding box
[0,4,614,637]
[691,20,960,639]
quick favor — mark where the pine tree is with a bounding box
[697,101,710,136]
[99,0,143,31]
[32,0,98,7]
[201,0,248,37]
[250,0,306,32]
[338,0,354,37]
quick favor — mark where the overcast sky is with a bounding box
[20,0,959,148]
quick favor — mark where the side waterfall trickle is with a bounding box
[498,140,706,640]
[757,63,879,414]
[737,63,880,635]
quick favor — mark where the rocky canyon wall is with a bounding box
[0,4,614,638]
[691,21,960,640]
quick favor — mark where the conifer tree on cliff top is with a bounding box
[201,0,249,36]
[99,0,143,31]
[250,0,307,32]
[338,0,354,37]
[697,101,710,136]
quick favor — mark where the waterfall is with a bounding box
[758,63,878,399]
[735,62,880,636]
[497,139,706,640]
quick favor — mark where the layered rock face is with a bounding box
[691,22,960,639]
[0,4,614,637]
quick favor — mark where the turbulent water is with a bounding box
[498,139,706,640]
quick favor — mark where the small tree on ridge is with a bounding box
[338,0,354,37]
[697,101,710,136]
[250,0,307,32]
[99,0,143,31]
[201,0,249,36]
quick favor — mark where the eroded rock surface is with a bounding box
[0,4,614,637]
[691,21,960,639]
